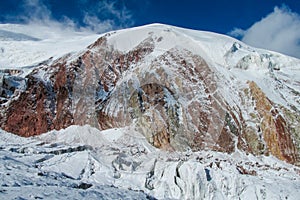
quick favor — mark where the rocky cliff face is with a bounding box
[0,24,299,165]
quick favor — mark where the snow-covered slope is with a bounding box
[0,24,100,69]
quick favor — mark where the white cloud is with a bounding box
[82,0,134,33]
[13,0,133,34]
[22,0,51,22]
[97,1,133,25]
[82,15,114,33]
[229,6,300,58]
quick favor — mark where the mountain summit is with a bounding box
[0,23,299,165]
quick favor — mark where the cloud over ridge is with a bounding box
[4,0,134,34]
[229,5,300,58]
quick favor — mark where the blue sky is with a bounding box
[0,0,300,58]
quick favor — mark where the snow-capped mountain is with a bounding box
[0,23,300,199]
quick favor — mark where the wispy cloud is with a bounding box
[82,15,114,33]
[82,0,134,33]
[96,1,133,26]
[21,0,52,22]
[6,0,134,34]
[228,5,300,58]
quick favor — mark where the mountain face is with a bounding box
[0,24,300,166]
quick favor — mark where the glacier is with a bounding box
[0,125,300,199]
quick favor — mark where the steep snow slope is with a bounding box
[0,125,300,199]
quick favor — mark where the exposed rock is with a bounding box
[236,165,257,176]
[3,74,52,136]
[281,107,300,165]
[248,81,298,164]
